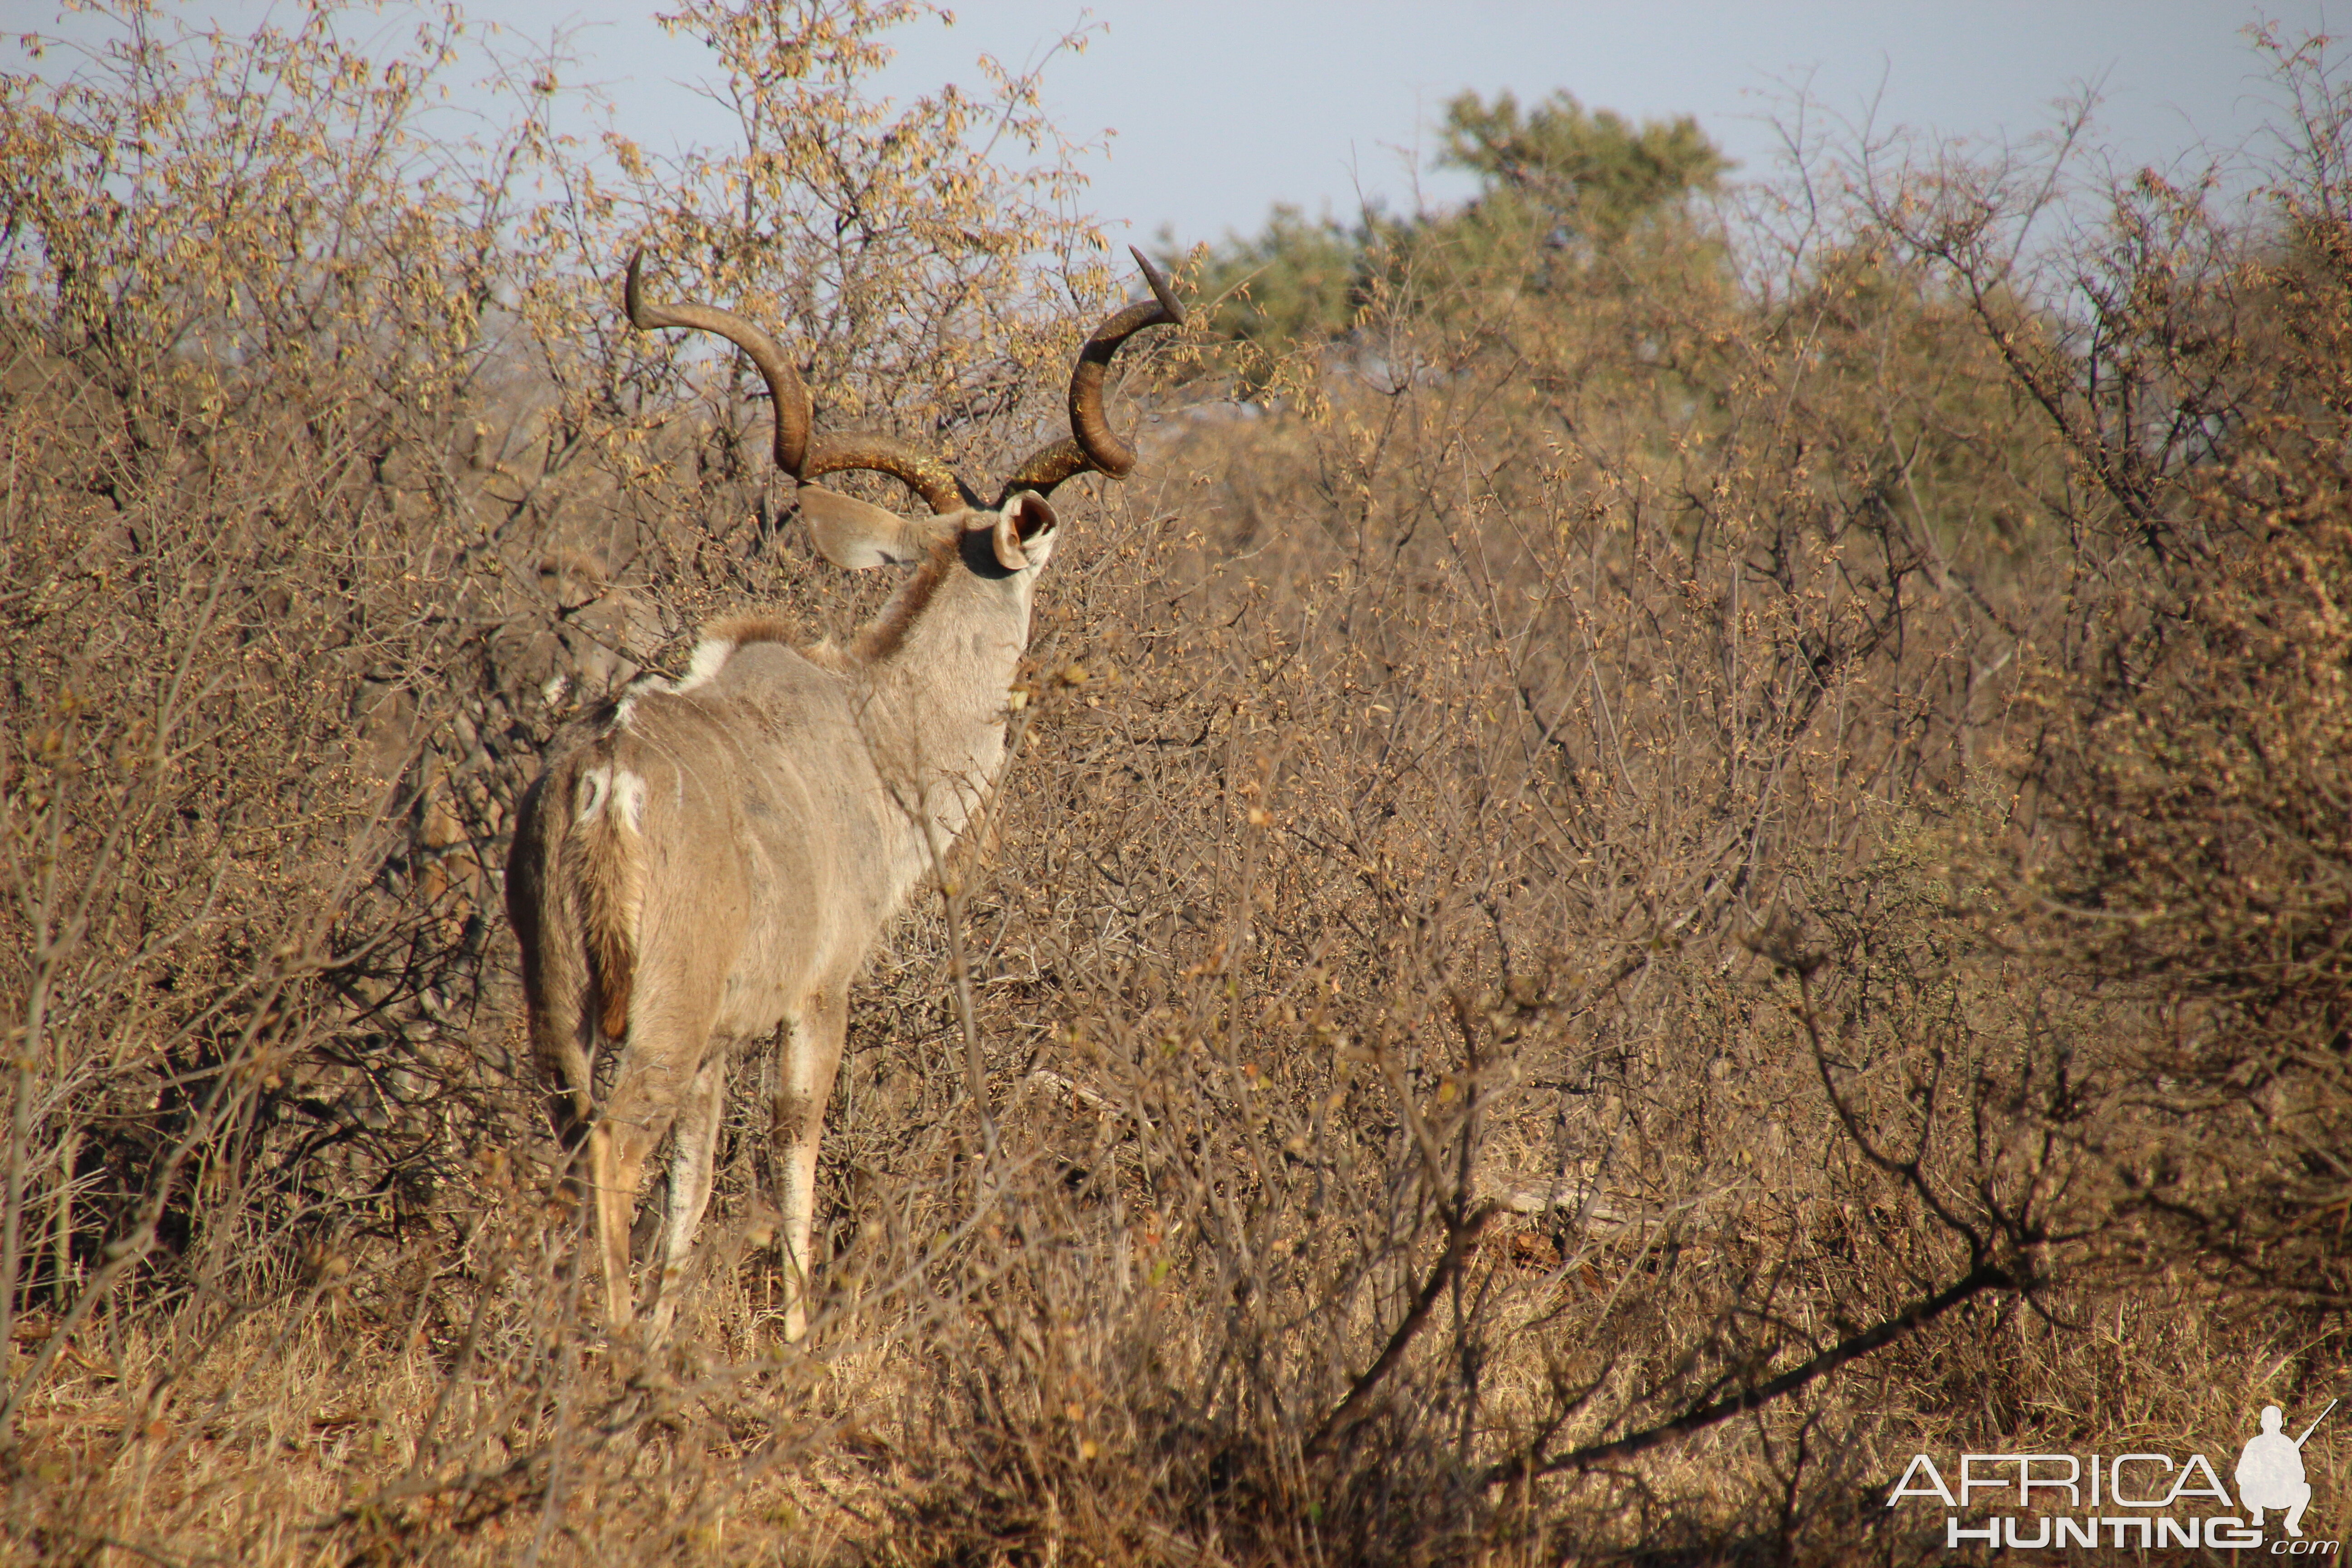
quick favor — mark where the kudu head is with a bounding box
[622,247,1184,585]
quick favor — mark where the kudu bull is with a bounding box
[506,250,1181,1340]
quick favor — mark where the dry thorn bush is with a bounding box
[0,6,2346,1565]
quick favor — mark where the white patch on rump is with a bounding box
[577,764,612,823]
[613,767,647,832]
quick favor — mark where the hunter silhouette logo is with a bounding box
[2240,1401,2335,1539]
[1882,1395,2342,1551]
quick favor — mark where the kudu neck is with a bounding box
[851,531,1038,716]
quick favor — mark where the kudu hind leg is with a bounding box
[585,1117,656,1328]
[587,1027,707,1330]
[642,1050,727,1341]
[523,986,609,1308]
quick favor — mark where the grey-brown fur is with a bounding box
[508,508,1057,1339]
[507,249,1176,1342]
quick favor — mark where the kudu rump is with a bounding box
[507,250,1182,1339]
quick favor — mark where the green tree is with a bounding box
[1175,88,1729,386]
[1181,203,1376,368]
[1435,89,1729,247]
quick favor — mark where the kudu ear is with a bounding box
[797,483,945,569]
[984,492,1058,572]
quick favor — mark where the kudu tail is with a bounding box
[506,755,645,1144]
[569,761,645,1043]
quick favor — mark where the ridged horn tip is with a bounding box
[623,249,648,328]
[1129,244,1186,327]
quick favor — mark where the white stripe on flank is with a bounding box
[672,637,735,695]
[612,672,676,731]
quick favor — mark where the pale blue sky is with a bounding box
[22,2,2336,244]
[504,0,2330,243]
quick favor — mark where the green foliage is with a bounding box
[1435,88,1730,245]
[1397,88,1731,328]
[1176,88,1730,388]
[1181,204,1374,379]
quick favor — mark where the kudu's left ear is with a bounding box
[985,492,1058,572]
[798,483,946,569]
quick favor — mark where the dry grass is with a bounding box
[2,5,2347,1565]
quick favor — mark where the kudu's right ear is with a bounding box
[796,483,947,569]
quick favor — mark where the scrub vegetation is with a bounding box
[0,3,2345,1562]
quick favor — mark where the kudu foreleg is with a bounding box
[768,990,848,1342]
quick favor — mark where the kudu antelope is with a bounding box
[506,250,1181,1340]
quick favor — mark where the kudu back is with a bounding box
[506,250,1181,1340]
